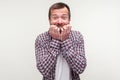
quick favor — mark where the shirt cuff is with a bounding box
[50,39,61,49]
[61,39,73,51]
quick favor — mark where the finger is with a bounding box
[55,27,61,40]
[64,25,71,34]
[61,28,66,35]
[63,24,70,31]
[66,28,70,34]
[61,28,66,37]
[68,26,71,32]
[51,25,58,30]
[57,27,60,34]
[61,28,64,32]
[57,28,61,39]
[66,24,71,29]
[51,26,55,33]
[49,25,55,36]
[63,25,67,30]
[59,28,64,40]
[49,25,53,33]
[50,25,55,32]
[53,27,58,34]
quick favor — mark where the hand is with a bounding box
[49,25,61,40]
[60,24,71,41]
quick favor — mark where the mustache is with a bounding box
[55,23,68,27]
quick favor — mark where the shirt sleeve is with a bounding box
[61,32,87,74]
[35,35,60,77]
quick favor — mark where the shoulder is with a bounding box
[35,31,51,45]
[36,31,50,40]
[70,30,84,41]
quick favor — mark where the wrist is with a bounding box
[61,39,72,50]
[50,38,61,49]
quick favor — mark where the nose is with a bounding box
[56,18,64,27]
[57,18,63,24]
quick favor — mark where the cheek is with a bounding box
[49,19,70,25]
[49,20,57,24]
[64,20,69,24]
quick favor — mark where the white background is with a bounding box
[0,0,120,80]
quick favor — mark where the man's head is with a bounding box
[48,2,71,28]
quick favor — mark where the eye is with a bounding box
[51,16,58,20]
[61,16,68,20]
[61,15,69,20]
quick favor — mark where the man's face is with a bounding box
[49,7,70,28]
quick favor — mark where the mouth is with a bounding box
[56,24,64,28]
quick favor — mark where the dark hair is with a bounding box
[48,2,71,20]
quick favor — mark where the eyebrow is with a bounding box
[51,14,68,16]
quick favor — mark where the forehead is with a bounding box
[51,7,69,15]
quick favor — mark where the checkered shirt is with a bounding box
[35,30,87,80]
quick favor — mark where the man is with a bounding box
[35,2,87,80]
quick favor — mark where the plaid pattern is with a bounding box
[35,30,87,80]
